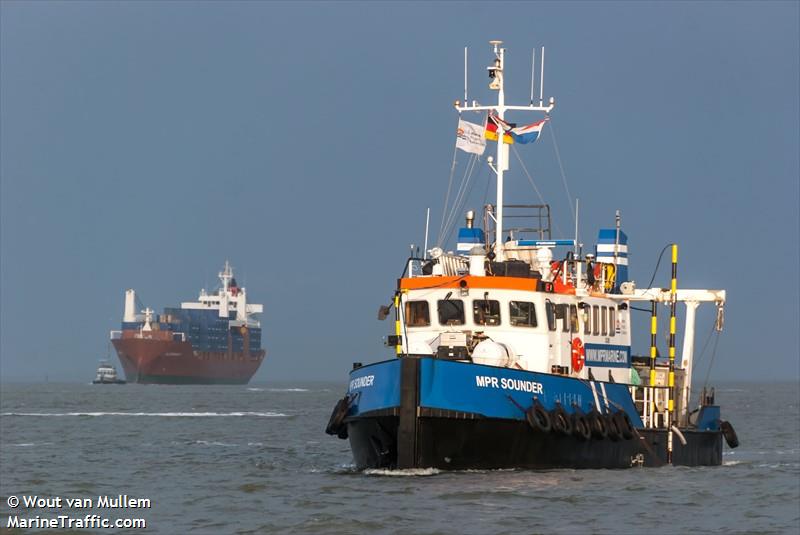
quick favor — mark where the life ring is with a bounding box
[588,409,607,439]
[613,411,635,440]
[525,400,552,433]
[571,338,585,373]
[571,408,592,441]
[324,396,351,439]
[551,404,573,436]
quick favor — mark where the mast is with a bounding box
[454,41,555,261]
[494,43,507,260]
[219,260,233,292]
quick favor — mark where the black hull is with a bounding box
[347,413,722,470]
[345,358,723,470]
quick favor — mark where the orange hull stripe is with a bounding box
[400,276,539,292]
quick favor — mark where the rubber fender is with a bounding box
[613,411,635,440]
[588,409,607,440]
[605,412,622,442]
[571,409,592,441]
[325,396,350,439]
[551,405,573,436]
[720,420,739,448]
[525,400,552,433]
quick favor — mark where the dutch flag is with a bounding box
[510,117,549,144]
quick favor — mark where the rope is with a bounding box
[438,162,470,246]
[442,158,485,246]
[701,330,721,391]
[546,118,576,223]
[439,153,480,247]
[437,142,460,246]
[646,244,674,289]
[438,152,474,246]
[511,144,565,238]
[691,320,717,370]
[511,144,547,205]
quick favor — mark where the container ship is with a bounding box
[110,261,265,384]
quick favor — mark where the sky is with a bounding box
[1,1,798,383]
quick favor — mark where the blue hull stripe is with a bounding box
[347,358,643,427]
[347,359,402,412]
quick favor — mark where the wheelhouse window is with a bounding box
[559,304,570,332]
[592,306,600,336]
[583,305,591,335]
[601,306,608,336]
[473,300,501,326]
[510,301,537,328]
[546,301,556,331]
[609,308,616,337]
[570,304,579,333]
[438,299,465,326]
[405,301,430,327]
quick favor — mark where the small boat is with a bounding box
[326,40,739,470]
[92,360,126,384]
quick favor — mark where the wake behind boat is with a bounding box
[326,41,739,470]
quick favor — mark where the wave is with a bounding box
[363,468,442,477]
[194,440,239,447]
[1,411,287,418]
[247,388,309,392]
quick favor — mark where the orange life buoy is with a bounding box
[571,337,585,372]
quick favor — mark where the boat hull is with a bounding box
[341,356,724,470]
[347,412,722,470]
[112,337,265,385]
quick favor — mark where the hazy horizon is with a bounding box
[2,2,798,383]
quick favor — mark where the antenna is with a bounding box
[453,40,556,262]
[424,207,431,260]
[530,48,536,104]
[539,46,545,106]
[574,198,580,255]
[464,47,468,104]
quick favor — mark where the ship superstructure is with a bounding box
[326,41,738,470]
[110,261,265,384]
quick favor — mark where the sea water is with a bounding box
[1,381,797,534]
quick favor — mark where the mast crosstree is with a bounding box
[455,41,555,261]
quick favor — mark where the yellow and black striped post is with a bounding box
[394,292,403,356]
[649,300,657,428]
[667,244,678,463]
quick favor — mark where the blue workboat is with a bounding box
[326,41,738,470]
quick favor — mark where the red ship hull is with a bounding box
[111,332,265,385]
